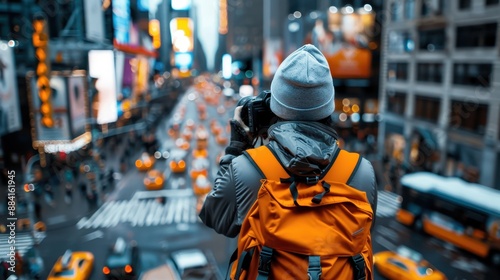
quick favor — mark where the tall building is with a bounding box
[378,0,500,188]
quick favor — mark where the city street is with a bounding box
[2,1,500,280]
[28,82,498,279]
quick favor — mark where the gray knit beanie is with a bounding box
[270,44,335,121]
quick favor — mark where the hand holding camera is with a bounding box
[225,90,277,156]
[237,90,277,137]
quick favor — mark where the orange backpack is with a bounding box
[229,145,374,280]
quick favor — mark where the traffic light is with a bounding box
[32,18,53,128]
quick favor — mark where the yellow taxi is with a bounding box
[168,120,182,138]
[135,152,155,172]
[143,169,165,190]
[192,174,212,196]
[374,246,447,280]
[48,250,94,280]
[175,137,190,151]
[181,127,193,141]
[192,148,208,159]
[195,128,209,154]
[210,120,223,136]
[169,149,188,173]
[185,118,196,130]
[190,158,209,180]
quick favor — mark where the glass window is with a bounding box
[458,0,471,9]
[419,28,445,51]
[391,1,403,21]
[387,62,408,81]
[388,31,414,53]
[414,95,440,122]
[449,100,488,135]
[53,269,76,277]
[456,23,497,48]
[421,0,444,16]
[386,91,407,115]
[388,259,409,271]
[405,0,415,19]
[453,63,492,87]
[486,0,499,6]
[417,63,443,83]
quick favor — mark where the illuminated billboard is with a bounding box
[115,51,150,115]
[263,39,283,79]
[171,0,191,10]
[112,0,156,57]
[68,75,87,138]
[174,52,193,70]
[306,5,375,79]
[27,71,91,152]
[89,50,118,124]
[0,41,22,136]
[170,17,194,52]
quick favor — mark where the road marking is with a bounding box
[76,196,197,229]
[0,232,38,257]
[47,214,67,225]
[131,189,193,200]
[376,190,401,218]
[82,230,104,242]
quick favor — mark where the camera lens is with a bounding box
[237,96,251,107]
[236,96,252,127]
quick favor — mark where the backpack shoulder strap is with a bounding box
[324,149,361,184]
[244,145,288,180]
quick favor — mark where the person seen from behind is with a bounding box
[199,44,378,279]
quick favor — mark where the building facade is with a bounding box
[378,0,500,189]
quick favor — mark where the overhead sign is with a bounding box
[0,41,22,136]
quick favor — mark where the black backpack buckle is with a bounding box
[257,247,273,276]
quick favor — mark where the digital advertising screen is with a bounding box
[113,0,156,57]
[115,51,150,115]
[305,6,375,79]
[89,50,118,124]
[68,74,88,139]
[29,74,72,141]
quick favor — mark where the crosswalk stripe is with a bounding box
[376,191,401,218]
[0,233,35,257]
[77,196,197,229]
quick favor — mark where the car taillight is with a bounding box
[103,266,110,274]
[124,264,133,274]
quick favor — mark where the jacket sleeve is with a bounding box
[199,153,240,238]
[199,152,264,238]
[348,158,378,228]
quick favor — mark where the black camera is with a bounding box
[237,90,277,136]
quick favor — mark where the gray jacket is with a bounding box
[199,121,378,238]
